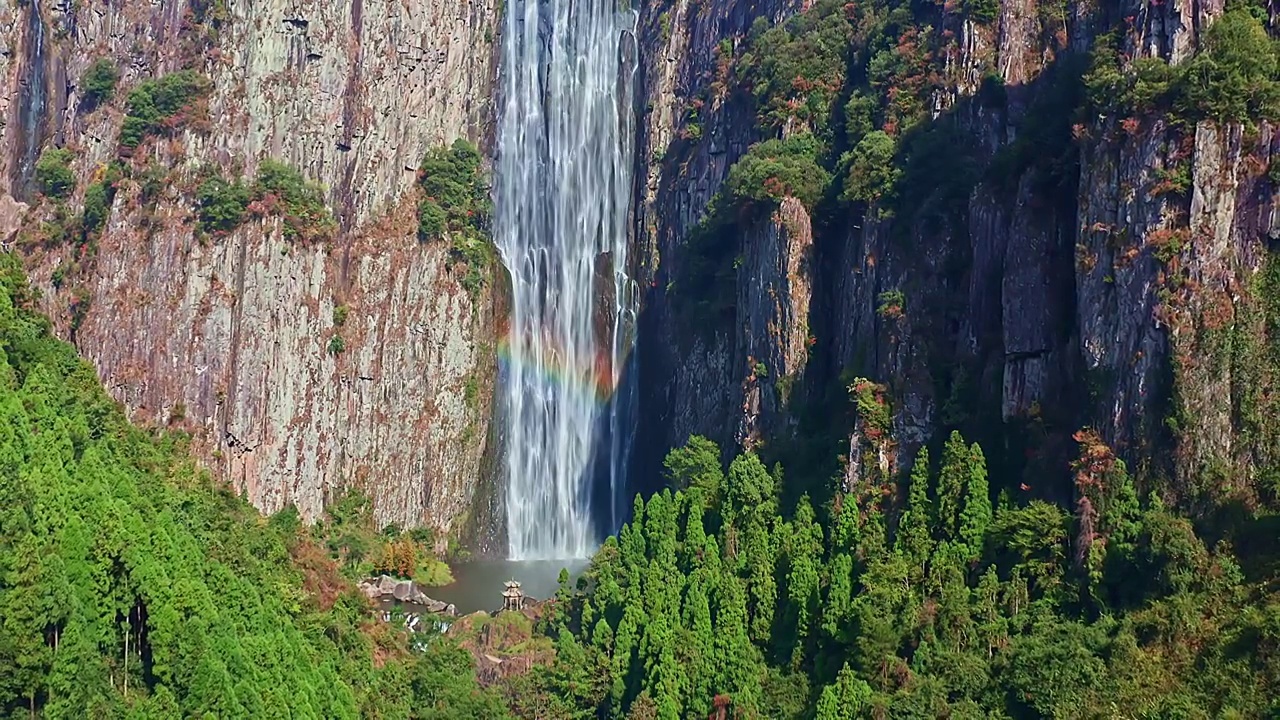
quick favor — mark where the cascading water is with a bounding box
[495,0,638,560]
[14,0,49,200]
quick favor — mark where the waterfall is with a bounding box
[495,0,638,559]
[14,0,48,200]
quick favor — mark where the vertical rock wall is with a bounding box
[632,0,1280,508]
[0,0,504,543]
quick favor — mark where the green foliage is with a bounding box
[195,162,334,241]
[34,148,75,198]
[841,131,899,206]
[736,0,853,135]
[332,304,350,327]
[843,91,878,145]
[80,58,119,107]
[328,334,346,355]
[726,133,831,210]
[961,0,999,24]
[418,139,491,241]
[0,255,503,718]
[663,435,724,508]
[195,175,250,235]
[119,70,211,149]
[80,164,124,238]
[875,289,904,319]
[1086,11,1280,126]
[253,159,336,242]
[417,140,494,296]
[515,402,1280,718]
[1178,8,1280,123]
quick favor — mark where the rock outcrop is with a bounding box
[359,574,458,616]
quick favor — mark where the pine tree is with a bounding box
[712,574,758,712]
[936,431,969,540]
[897,447,934,584]
[958,442,992,562]
[681,569,716,717]
[784,496,822,666]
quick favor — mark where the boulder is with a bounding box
[392,581,412,601]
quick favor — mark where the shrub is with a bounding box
[1177,9,1280,124]
[332,304,349,327]
[841,131,899,205]
[963,0,999,23]
[726,133,830,209]
[328,335,346,355]
[196,176,250,234]
[876,289,905,319]
[119,70,211,149]
[843,92,878,146]
[81,59,120,107]
[736,0,852,134]
[252,160,335,242]
[417,139,490,241]
[35,148,76,198]
[418,139,494,296]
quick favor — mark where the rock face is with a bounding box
[0,0,504,542]
[630,0,1280,509]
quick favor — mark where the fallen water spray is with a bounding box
[495,0,638,559]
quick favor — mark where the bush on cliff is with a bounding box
[726,133,830,210]
[417,139,490,242]
[119,70,211,149]
[34,148,75,199]
[196,175,250,235]
[80,58,119,108]
[194,162,335,242]
[418,139,494,295]
[252,159,336,242]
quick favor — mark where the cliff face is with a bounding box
[632,0,808,475]
[0,0,504,543]
[632,0,1280,507]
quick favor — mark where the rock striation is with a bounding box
[0,0,504,543]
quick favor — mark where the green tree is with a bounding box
[958,442,992,562]
[841,131,899,206]
[935,431,970,541]
[80,59,119,107]
[664,435,723,509]
[35,148,76,198]
[1178,8,1280,123]
[896,447,934,584]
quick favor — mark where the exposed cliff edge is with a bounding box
[0,0,505,544]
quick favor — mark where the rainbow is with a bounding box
[496,327,618,404]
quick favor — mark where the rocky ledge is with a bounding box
[359,575,457,616]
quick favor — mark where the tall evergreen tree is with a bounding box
[897,447,934,584]
[958,442,992,562]
[936,431,969,540]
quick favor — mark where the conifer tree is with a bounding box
[936,431,969,540]
[897,447,934,584]
[958,442,992,562]
[784,496,822,666]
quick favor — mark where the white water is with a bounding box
[495,0,638,559]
